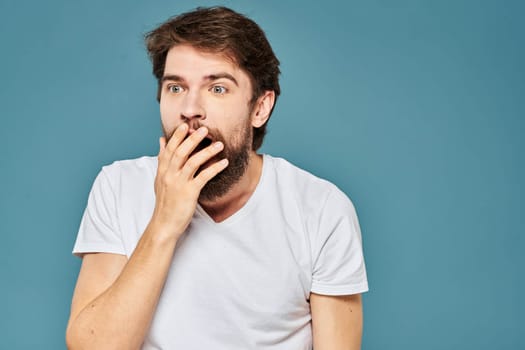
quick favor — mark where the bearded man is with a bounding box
[66,6,368,350]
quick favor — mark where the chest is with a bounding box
[146,209,314,348]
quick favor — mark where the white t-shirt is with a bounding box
[73,154,368,349]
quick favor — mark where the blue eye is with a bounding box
[211,85,227,94]
[168,85,183,93]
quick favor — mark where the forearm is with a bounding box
[66,221,178,349]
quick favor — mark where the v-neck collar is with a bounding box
[195,154,271,227]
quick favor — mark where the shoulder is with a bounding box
[264,155,356,217]
[89,156,157,201]
[101,155,157,176]
[99,156,157,184]
[266,155,350,202]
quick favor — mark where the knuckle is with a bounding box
[185,157,199,169]
[192,176,206,188]
[159,176,171,187]
[160,172,178,185]
[196,168,215,183]
[174,148,186,159]
[166,144,177,154]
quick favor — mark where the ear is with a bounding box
[251,90,275,128]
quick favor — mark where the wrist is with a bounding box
[145,216,184,246]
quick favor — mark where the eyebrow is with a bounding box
[161,73,238,86]
[160,74,184,84]
[205,73,238,86]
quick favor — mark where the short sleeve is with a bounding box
[72,167,126,257]
[310,188,368,295]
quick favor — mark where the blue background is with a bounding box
[1,0,523,348]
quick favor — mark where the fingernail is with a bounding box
[214,142,223,149]
[198,127,207,135]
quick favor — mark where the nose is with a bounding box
[180,90,206,123]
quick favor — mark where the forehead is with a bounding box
[164,45,251,86]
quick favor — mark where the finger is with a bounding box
[157,136,166,159]
[181,141,224,178]
[157,136,169,174]
[165,123,189,154]
[159,136,167,153]
[193,158,229,189]
[170,126,209,166]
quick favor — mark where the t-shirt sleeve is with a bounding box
[310,187,369,295]
[72,167,126,257]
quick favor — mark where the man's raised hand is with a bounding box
[152,123,228,239]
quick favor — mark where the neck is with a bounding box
[199,152,263,222]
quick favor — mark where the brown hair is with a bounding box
[145,6,281,150]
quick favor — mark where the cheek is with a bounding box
[214,99,250,125]
[159,98,179,131]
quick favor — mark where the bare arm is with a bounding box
[66,124,228,349]
[65,224,179,349]
[310,293,363,350]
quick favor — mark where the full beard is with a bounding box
[162,121,252,202]
[197,124,251,201]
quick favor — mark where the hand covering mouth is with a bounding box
[193,136,213,154]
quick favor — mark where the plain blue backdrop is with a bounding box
[1,0,523,348]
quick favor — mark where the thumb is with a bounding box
[159,136,167,151]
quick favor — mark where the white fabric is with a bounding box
[73,154,368,349]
